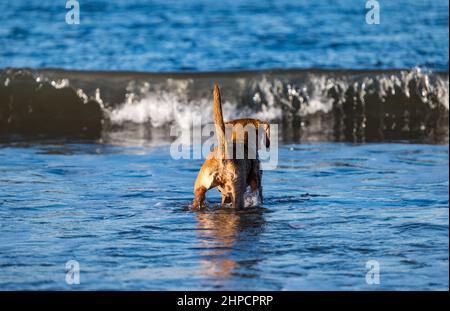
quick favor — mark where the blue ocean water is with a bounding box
[0,0,448,71]
[0,142,448,290]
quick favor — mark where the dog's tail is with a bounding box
[213,84,227,159]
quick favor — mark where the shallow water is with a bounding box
[0,141,448,290]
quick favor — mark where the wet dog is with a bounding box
[192,84,270,209]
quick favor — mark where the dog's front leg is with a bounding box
[249,178,263,204]
[221,194,232,205]
[217,186,231,205]
[248,161,263,204]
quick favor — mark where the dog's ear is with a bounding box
[261,122,270,148]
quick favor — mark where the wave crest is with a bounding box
[1,67,448,143]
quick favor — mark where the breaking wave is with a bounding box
[0,67,448,143]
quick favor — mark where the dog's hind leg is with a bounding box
[230,179,246,209]
[248,161,263,204]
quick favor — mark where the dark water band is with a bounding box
[0,68,448,143]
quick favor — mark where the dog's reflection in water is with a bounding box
[195,207,266,278]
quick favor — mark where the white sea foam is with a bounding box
[106,70,448,129]
[50,79,69,89]
[108,78,284,128]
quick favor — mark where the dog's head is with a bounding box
[226,119,271,150]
